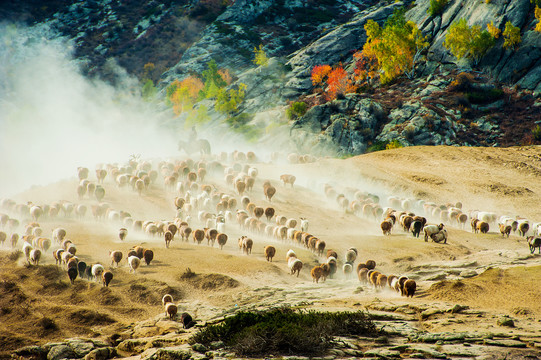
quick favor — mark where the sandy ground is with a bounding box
[1,145,541,358]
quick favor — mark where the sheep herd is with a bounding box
[1,146,540,329]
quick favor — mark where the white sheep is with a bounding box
[22,242,33,262]
[423,224,444,242]
[430,229,448,243]
[300,217,309,232]
[91,264,105,282]
[29,248,41,265]
[128,255,141,273]
[162,294,174,306]
[52,228,67,244]
[288,257,303,277]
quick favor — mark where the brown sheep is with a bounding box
[264,245,276,261]
[499,224,512,238]
[358,268,369,283]
[368,270,381,286]
[102,271,113,287]
[193,229,205,244]
[476,221,489,234]
[365,259,376,270]
[162,294,173,306]
[471,218,479,233]
[180,312,195,329]
[398,276,409,296]
[110,250,123,267]
[253,207,264,220]
[165,303,178,320]
[518,222,530,237]
[242,236,253,255]
[264,207,275,222]
[205,228,218,246]
[404,279,417,297]
[288,257,303,277]
[380,219,393,235]
[387,274,398,288]
[280,174,296,187]
[528,236,541,254]
[311,265,324,283]
[315,239,326,256]
[217,233,228,250]
[143,249,154,265]
[165,231,173,248]
[264,184,276,202]
[376,274,388,289]
[133,246,145,259]
[327,250,338,259]
[236,180,246,196]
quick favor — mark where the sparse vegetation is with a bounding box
[386,139,403,149]
[253,44,269,67]
[286,101,307,120]
[532,125,541,141]
[428,0,448,17]
[191,307,378,356]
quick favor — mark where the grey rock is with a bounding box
[12,346,48,360]
[484,339,526,348]
[209,341,225,350]
[84,347,116,360]
[497,317,515,327]
[460,270,478,278]
[67,339,95,357]
[191,343,208,353]
[47,345,76,360]
[364,348,401,358]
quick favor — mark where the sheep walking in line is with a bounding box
[264,245,276,262]
[527,236,541,254]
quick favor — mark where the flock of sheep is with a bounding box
[1,147,540,326]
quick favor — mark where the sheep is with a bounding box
[476,221,489,234]
[527,236,541,254]
[499,224,512,238]
[368,270,381,287]
[300,217,309,232]
[193,229,205,244]
[288,257,303,277]
[343,263,353,278]
[264,184,276,202]
[518,221,530,237]
[119,228,128,241]
[471,218,479,233]
[285,218,297,229]
[165,303,178,320]
[326,257,337,278]
[398,276,409,296]
[128,256,141,273]
[78,261,87,278]
[280,174,296,187]
[315,239,326,256]
[102,271,113,287]
[345,248,358,264]
[91,264,105,282]
[264,245,276,262]
[327,250,338,259]
[423,224,444,242]
[262,207,275,222]
[162,294,173,306]
[358,268,369,283]
[286,249,297,262]
[10,233,19,248]
[66,257,79,270]
[241,236,253,255]
[404,279,417,297]
[165,231,173,248]
[380,219,393,236]
[180,312,195,329]
[376,273,388,289]
[110,250,123,267]
[143,249,154,265]
[29,248,41,265]
[68,267,78,284]
[53,248,64,265]
[133,246,145,259]
[365,259,376,270]
[410,220,422,238]
[22,242,33,263]
[430,229,448,244]
[0,231,6,246]
[52,228,67,244]
[311,265,324,283]
[387,275,397,289]
[94,186,105,201]
[217,233,228,250]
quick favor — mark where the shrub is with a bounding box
[286,101,307,120]
[142,79,157,101]
[191,307,378,356]
[486,21,501,39]
[428,0,448,16]
[532,125,541,141]
[502,21,521,49]
[311,65,332,86]
[215,83,247,115]
[386,139,403,150]
[465,88,504,104]
[449,72,476,92]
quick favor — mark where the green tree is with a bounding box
[444,18,495,66]
[286,102,307,120]
[502,21,521,49]
[202,59,227,98]
[253,44,269,67]
[141,79,157,101]
[216,83,247,114]
[186,105,210,128]
[428,0,448,17]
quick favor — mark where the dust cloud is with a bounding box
[0,23,179,198]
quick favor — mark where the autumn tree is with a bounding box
[502,21,521,49]
[253,44,269,68]
[486,21,501,39]
[216,83,247,114]
[444,18,495,66]
[362,8,428,84]
[166,76,204,115]
[311,65,332,86]
[326,66,356,100]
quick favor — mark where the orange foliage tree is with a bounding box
[326,66,356,100]
[167,76,204,115]
[311,65,332,86]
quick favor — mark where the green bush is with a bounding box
[366,141,389,153]
[191,307,378,356]
[428,0,448,16]
[465,88,504,104]
[532,125,541,141]
[286,101,307,120]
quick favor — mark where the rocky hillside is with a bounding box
[1,0,540,155]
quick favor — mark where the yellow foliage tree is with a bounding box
[253,44,269,67]
[362,9,428,84]
[502,21,521,49]
[486,21,501,39]
[167,76,204,115]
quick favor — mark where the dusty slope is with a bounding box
[1,145,541,358]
